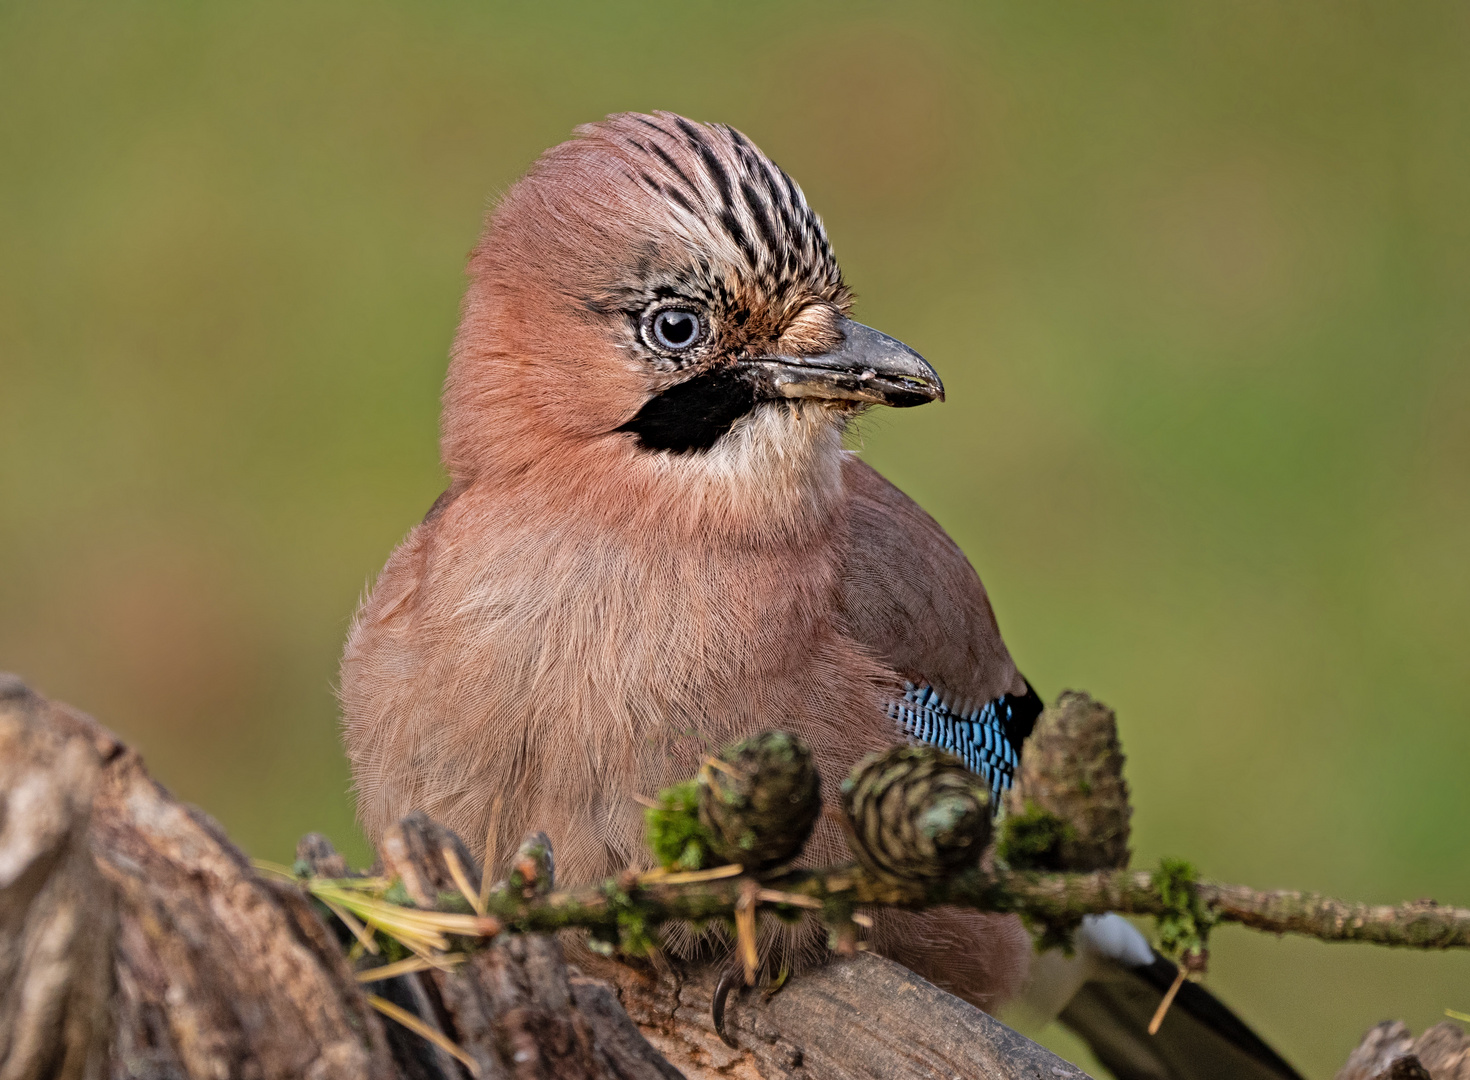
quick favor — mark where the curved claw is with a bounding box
[711,967,741,1049]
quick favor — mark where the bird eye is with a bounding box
[645,307,705,353]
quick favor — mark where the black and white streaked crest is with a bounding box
[577,112,849,314]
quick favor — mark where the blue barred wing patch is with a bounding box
[884,682,1042,807]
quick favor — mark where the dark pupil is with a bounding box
[657,311,696,348]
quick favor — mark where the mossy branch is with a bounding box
[288,857,1470,958]
[472,862,1470,951]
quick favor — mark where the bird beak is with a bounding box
[744,319,944,408]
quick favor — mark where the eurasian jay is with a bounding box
[340,113,1301,1080]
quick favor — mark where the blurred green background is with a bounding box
[2,2,1466,1075]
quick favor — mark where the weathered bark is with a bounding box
[1336,1020,1470,1080]
[0,675,1090,1080]
[0,675,114,1080]
[585,951,1090,1080]
[0,679,682,1080]
[2,674,396,1080]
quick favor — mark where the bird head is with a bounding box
[442,112,942,490]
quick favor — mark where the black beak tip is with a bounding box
[887,383,943,408]
[889,369,945,407]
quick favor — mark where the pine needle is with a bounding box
[357,954,466,983]
[478,791,505,913]
[755,888,822,910]
[442,845,485,917]
[735,879,760,985]
[638,863,744,885]
[367,994,480,1076]
[320,886,498,935]
[1149,967,1189,1035]
[701,755,746,779]
[1447,1008,1470,1023]
[321,898,380,955]
[252,858,299,879]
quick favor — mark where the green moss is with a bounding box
[616,908,656,956]
[1023,914,1079,956]
[1155,856,1214,967]
[1001,802,1085,952]
[434,889,476,914]
[591,880,657,956]
[644,780,711,871]
[997,802,1076,871]
[383,880,412,907]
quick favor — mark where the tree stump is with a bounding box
[0,675,114,1080]
[1336,1020,1470,1080]
[0,674,1091,1079]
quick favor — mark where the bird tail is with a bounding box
[1013,915,1303,1080]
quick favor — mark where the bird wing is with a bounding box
[837,454,1042,798]
[839,457,1303,1080]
